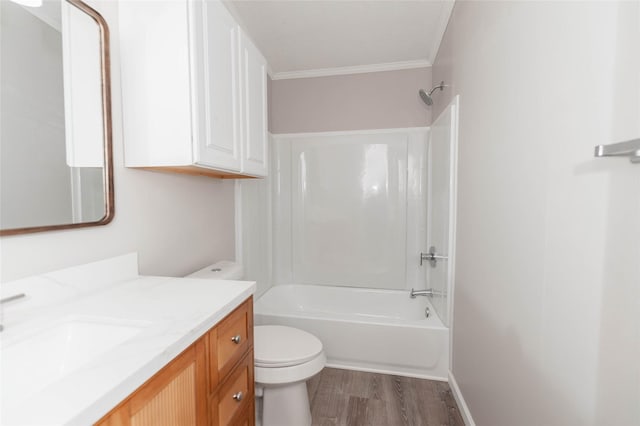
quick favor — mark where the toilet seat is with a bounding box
[254,325,323,368]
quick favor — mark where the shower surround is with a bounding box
[239,122,458,377]
[271,128,429,292]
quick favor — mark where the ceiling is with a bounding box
[224,0,454,79]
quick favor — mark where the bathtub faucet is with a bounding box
[410,288,433,298]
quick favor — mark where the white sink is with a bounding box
[1,317,148,407]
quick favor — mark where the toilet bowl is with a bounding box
[187,261,325,426]
[255,325,326,426]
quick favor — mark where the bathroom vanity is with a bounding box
[96,298,254,426]
[0,254,255,425]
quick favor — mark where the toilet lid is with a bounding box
[254,325,323,368]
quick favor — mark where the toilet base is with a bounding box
[262,382,311,426]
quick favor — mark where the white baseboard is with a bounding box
[448,370,476,426]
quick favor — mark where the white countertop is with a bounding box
[0,254,255,425]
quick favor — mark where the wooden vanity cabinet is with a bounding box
[95,341,208,426]
[95,298,254,426]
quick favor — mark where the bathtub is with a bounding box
[254,284,449,380]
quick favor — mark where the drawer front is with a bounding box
[214,298,253,381]
[230,407,254,426]
[212,351,254,426]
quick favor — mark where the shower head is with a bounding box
[419,81,447,106]
[419,88,434,106]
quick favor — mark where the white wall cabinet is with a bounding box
[239,31,268,177]
[119,0,268,178]
[191,0,242,173]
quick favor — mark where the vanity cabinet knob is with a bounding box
[231,335,241,344]
[232,391,243,402]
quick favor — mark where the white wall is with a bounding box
[432,2,640,425]
[1,0,236,283]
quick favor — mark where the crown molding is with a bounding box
[269,60,432,81]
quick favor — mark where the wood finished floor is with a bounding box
[307,368,465,426]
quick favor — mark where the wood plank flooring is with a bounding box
[307,368,465,426]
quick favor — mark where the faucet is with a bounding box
[0,293,27,332]
[410,288,433,298]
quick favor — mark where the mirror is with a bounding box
[0,0,113,236]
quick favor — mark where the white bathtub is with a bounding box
[254,284,449,380]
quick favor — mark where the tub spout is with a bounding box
[410,288,433,298]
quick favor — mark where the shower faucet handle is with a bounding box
[420,246,448,267]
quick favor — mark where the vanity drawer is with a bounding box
[210,350,254,426]
[231,409,254,426]
[209,298,253,390]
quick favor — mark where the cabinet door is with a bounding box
[239,31,268,177]
[208,298,253,392]
[209,351,255,426]
[95,342,207,426]
[190,0,241,171]
[119,0,194,166]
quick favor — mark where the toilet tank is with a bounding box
[187,261,244,280]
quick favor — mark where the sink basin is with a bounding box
[1,316,148,407]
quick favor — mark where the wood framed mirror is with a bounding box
[0,0,113,236]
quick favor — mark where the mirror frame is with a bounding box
[0,0,114,237]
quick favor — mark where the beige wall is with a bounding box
[1,0,236,282]
[269,67,432,133]
[433,2,640,426]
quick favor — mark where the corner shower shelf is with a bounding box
[594,138,640,164]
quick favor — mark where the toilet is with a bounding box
[187,261,326,426]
